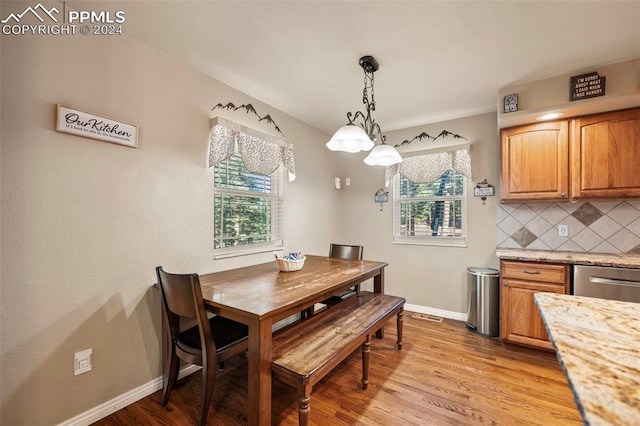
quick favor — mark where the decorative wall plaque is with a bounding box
[570,72,606,101]
[56,105,138,148]
[503,93,518,113]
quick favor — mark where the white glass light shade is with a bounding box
[363,144,403,166]
[326,125,374,153]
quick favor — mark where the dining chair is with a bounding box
[326,243,364,300]
[156,266,249,426]
[301,244,364,319]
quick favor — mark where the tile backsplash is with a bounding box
[497,200,640,254]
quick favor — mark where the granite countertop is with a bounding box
[496,248,640,269]
[534,293,640,425]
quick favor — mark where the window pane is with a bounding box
[399,171,464,198]
[394,168,467,245]
[399,199,463,237]
[214,194,273,249]
[214,154,272,193]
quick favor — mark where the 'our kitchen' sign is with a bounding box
[56,105,138,148]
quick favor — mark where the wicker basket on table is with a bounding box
[275,256,306,272]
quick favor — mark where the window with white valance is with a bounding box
[209,117,296,181]
[385,144,472,186]
[209,117,295,258]
[389,145,472,247]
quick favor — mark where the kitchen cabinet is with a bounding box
[570,108,640,199]
[501,107,640,202]
[501,121,569,201]
[500,260,569,350]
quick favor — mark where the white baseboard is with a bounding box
[57,364,201,426]
[405,303,468,322]
[58,304,465,425]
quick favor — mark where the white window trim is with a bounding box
[392,172,468,247]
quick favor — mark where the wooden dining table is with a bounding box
[196,254,388,426]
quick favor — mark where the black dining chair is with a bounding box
[325,243,364,302]
[301,244,364,319]
[156,266,248,426]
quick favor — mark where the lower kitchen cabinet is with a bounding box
[500,260,570,350]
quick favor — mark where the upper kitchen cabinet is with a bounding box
[570,108,640,199]
[501,121,569,201]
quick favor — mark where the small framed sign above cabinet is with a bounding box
[570,72,606,101]
[503,93,518,113]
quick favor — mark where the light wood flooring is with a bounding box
[93,313,582,425]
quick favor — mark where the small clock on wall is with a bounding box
[503,93,518,113]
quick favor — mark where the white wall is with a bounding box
[340,113,500,313]
[0,33,341,424]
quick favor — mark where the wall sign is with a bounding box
[474,179,494,205]
[374,188,389,211]
[56,105,138,148]
[570,72,606,102]
[503,93,518,113]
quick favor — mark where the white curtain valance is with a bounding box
[385,145,472,186]
[208,117,296,182]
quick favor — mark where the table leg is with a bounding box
[247,317,273,426]
[374,270,385,338]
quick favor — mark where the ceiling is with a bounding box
[119,1,640,135]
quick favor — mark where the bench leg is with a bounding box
[397,308,404,350]
[297,383,311,426]
[362,335,370,390]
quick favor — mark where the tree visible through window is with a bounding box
[394,170,467,246]
[214,153,283,253]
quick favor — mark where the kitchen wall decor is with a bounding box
[503,93,518,113]
[55,104,138,148]
[212,102,284,136]
[375,188,389,211]
[394,130,467,148]
[570,71,606,101]
[474,179,494,204]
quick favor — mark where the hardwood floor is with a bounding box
[93,314,581,425]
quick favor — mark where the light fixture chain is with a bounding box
[370,71,375,110]
[362,70,376,112]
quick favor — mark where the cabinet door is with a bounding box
[501,121,569,201]
[500,260,569,350]
[500,279,564,350]
[571,108,640,199]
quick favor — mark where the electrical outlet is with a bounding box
[74,348,93,376]
[558,224,569,237]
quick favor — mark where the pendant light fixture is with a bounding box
[326,55,402,166]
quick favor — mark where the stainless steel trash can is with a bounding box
[466,267,500,337]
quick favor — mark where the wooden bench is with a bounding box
[271,291,405,426]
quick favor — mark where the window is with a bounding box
[393,170,467,246]
[214,153,283,257]
[208,117,293,259]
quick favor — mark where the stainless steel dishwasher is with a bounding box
[573,265,640,303]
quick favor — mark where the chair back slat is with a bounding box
[329,243,364,260]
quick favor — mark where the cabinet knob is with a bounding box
[503,281,508,287]
[561,192,567,198]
